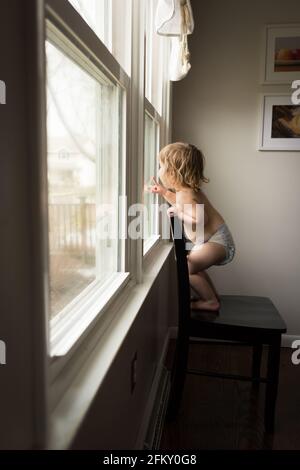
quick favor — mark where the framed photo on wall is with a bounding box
[259,93,300,151]
[263,24,300,84]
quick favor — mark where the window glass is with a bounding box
[143,112,159,251]
[111,0,132,76]
[68,0,132,75]
[145,0,164,114]
[46,40,122,319]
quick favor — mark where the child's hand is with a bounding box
[146,177,167,197]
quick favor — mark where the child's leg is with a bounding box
[189,271,220,301]
[189,273,219,311]
[187,242,226,311]
[187,242,226,274]
[202,270,221,302]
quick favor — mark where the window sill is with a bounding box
[48,241,173,450]
[143,234,161,257]
[50,272,131,358]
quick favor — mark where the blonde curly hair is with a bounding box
[158,142,209,191]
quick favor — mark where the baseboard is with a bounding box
[134,328,171,450]
[142,365,170,450]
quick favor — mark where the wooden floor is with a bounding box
[160,340,300,450]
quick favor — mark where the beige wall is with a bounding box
[172,0,300,335]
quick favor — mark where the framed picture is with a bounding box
[263,24,300,84]
[259,93,300,151]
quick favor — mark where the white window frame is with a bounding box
[143,101,161,257]
[40,0,172,411]
[46,20,129,358]
[45,0,135,395]
[142,5,172,259]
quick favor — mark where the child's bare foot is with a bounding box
[190,299,220,311]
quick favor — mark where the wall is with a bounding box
[0,0,44,449]
[172,0,300,336]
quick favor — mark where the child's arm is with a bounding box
[149,177,176,205]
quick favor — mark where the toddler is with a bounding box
[149,142,236,311]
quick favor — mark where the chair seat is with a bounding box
[190,295,287,333]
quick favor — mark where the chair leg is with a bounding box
[264,335,281,433]
[252,343,263,386]
[166,331,189,421]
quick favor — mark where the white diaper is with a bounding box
[188,223,236,266]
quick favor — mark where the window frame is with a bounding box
[142,9,172,259]
[45,24,128,335]
[42,0,172,409]
[45,0,134,384]
[143,100,161,256]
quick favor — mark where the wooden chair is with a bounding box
[166,215,287,433]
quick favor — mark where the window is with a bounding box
[143,112,159,254]
[68,0,109,44]
[143,0,169,254]
[46,38,124,322]
[68,0,132,75]
[145,0,164,114]
[43,0,170,369]
[44,1,131,357]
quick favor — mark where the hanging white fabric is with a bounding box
[155,0,194,81]
[155,0,194,36]
[169,35,191,81]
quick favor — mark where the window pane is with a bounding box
[145,0,164,114]
[143,113,159,250]
[46,40,122,319]
[68,0,107,43]
[111,0,132,75]
[68,0,132,75]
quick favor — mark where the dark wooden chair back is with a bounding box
[169,215,191,326]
